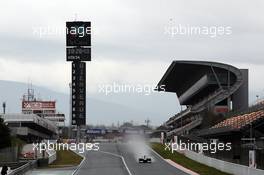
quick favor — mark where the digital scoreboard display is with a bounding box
[66,21,90,126]
[66,21,91,62]
[71,61,86,126]
[66,47,91,61]
[66,21,91,47]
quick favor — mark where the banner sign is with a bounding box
[249,150,256,168]
[161,132,164,144]
[22,101,56,110]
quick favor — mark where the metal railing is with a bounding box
[167,116,203,136]
[165,108,191,126]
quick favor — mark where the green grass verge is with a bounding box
[49,149,83,168]
[151,143,232,175]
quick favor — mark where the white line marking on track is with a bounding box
[72,152,86,175]
[99,150,133,175]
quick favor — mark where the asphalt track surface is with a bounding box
[75,142,190,175]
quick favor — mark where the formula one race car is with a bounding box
[138,155,152,163]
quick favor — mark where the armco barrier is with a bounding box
[8,160,37,175]
[183,149,264,175]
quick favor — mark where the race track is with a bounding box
[75,142,190,175]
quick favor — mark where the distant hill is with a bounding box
[0,80,179,126]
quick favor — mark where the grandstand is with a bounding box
[157,61,248,137]
[157,60,264,169]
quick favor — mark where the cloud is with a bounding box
[1,0,264,124]
[0,56,169,93]
[1,0,264,64]
[0,57,70,92]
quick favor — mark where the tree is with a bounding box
[0,117,11,149]
[121,122,133,127]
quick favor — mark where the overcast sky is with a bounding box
[1,0,264,116]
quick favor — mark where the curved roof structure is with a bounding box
[158,61,243,104]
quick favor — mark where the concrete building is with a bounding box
[21,87,65,128]
[1,113,58,142]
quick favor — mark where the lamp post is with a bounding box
[2,102,6,114]
[256,95,259,103]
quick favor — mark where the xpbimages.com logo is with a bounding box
[32,25,91,38]
[33,141,100,154]
[98,83,166,95]
[164,136,232,154]
[164,23,232,38]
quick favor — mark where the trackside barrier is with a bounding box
[8,160,37,175]
[182,149,264,175]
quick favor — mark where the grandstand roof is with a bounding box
[157,60,243,106]
[212,110,264,129]
[157,61,239,92]
[198,110,264,137]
